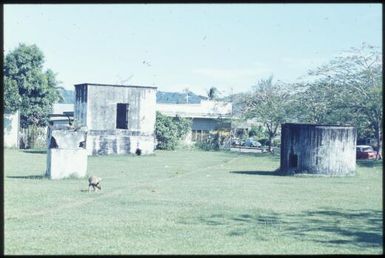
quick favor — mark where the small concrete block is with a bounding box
[48,149,88,179]
[46,128,88,179]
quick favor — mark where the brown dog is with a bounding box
[88,176,102,192]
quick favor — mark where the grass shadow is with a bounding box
[7,175,47,180]
[180,208,383,250]
[356,159,383,168]
[230,170,281,176]
[22,149,47,154]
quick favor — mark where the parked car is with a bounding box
[231,138,241,146]
[244,138,262,148]
[356,145,378,160]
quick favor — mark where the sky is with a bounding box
[4,4,382,96]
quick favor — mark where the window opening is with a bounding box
[116,103,129,129]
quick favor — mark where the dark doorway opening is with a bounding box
[49,137,58,149]
[289,153,298,168]
[116,103,129,129]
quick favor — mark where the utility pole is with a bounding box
[184,88,189,104]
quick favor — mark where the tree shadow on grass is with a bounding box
[7,175,47,180]
[230,170,282,176]
[178,208,382,250]
[356,160,383,168]
[22,149,47,154]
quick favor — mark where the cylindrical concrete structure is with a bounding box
[280,123,357,176]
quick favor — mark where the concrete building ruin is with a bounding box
[74,83,157,155]
[280,123,357,176]
[46,125,88,179]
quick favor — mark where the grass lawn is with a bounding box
[3,148,383,255]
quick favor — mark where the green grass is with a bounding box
[4,148,383,254]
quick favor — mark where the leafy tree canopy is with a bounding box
[4,43,62,128]
[207,87,221,100]
[243,75,294,151]
[296,43,382,151]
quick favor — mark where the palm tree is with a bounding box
[207,87,220,100]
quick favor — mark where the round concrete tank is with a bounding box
[280,123,357,176]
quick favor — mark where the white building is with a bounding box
[156,100,232,142]
[3,111,20,148]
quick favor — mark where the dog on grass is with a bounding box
[88,176,102,192]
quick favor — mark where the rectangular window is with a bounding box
[116,103,129,129]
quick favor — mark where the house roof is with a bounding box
[156,100,232,119]
[52,104,74,115]
[74,83,157,90]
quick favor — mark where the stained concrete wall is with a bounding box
[3,111,19,148]
[280,123,356,176]
[74,84,87,127]
[87,130,155,155]
[74,83,157,155]
[46,127,88,179]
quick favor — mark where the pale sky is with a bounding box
[4,4,382,96]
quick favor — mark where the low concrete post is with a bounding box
[46,126,88,179]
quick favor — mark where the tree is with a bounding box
[248,125,266,140]
[243,76,294,152]
[155,112,192,150]
[207,87,220,100]
[304,43,382,158]
[4,77,21,114]
[4,43,61,147]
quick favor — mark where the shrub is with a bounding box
[195,134,220,151]
[155,112,192,150]
[248,125,266,139]
[258,138,270,146]
[195,131,230,151]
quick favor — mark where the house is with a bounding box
[3,111,20,148]
[156,100,232,142]
[49,103,74,127]
[74,83,157,155]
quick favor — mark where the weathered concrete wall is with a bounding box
[47,149,88,179]
[46,127,88,179]
[74,84,87,127]
[280,123,356,176]
[74,83,157,155]
[86,84,156,132]
[3,111,19,148]
[87,130,155,155]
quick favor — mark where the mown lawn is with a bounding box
[3,148,383,254]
